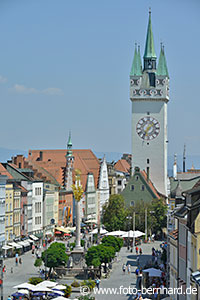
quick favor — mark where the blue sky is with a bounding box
[0,0,200,158]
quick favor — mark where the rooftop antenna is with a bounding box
[183,144,186,173]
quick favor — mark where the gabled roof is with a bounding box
[140,170,160,199]
[0,163,13,179]
[28,149,100,190]
[114,159,130,174]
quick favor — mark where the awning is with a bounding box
[18,241,30,247]
[8,242,22,249]
[45,231,53,236]
[30,234,39,241]
[26,239,34,243]
[54,227,71,234]
[2,245,13,250]
[55,231,62,234]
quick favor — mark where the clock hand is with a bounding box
[145,124,153,135]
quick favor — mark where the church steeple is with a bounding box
[64,132,74,190]
[143,9,157,71]
[157,44,169,77]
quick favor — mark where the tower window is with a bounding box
[135,175,139,181]
[147,159,150,164]
[147,112,150,115]
[141,185,145,191]
[130,185,134,191]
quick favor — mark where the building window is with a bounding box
[6,216,8,226]
[118,180,122,186]
[141,185,145,191]
[35,187,42,196]
[131,185,134,191]
[130,201,134,206]
[147,159,150,164]
[135,176,139,181]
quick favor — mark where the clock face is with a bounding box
[136,117,160,140]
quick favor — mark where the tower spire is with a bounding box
[157,43,169,77]
[143,9,157,70]
[130,43,142,76]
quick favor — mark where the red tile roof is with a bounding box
[114,159,130,173]
[140,170,160,198]
[28,149,100,190]
[0,163,13,179]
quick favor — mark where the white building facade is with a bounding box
[0,175,6,247]
[130,12,169,196]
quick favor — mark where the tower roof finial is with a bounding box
[144,9,156,59]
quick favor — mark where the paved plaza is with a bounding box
[3,240,168,299]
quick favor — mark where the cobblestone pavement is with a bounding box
[94,241,169,300]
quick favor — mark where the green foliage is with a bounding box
[102,194,127,231]
[69,242,76,250]
[81,239,85,247]
[126,198,167,235]
[64,284,72,297]
[41,242,69,269]
[85,246,100,267]
[81,279,96,290]
[85,244,115,267]
[71,280,80,287]
[34,258,42,268]
[101,236,123,252]
[29,277,43,285]
[151,198,167,233]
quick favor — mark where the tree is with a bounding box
[151,198,167,234]
[85,246,101,267]
[41,242,69,275]
[101,236,123,252]
[34,258,42,270]
[102,194,127,231]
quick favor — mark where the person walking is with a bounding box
[15,257,18,266]
[7,296,12,300]
[136,246,138,255]
[19,257,22,264]
[95,277,100,290]
[127,264,131,274]
[139,248,142,255]
[122,263,126,274]
[135,267,139,279]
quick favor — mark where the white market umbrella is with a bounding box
[91,228,108,234]
[53,284,67,290]
[143,268,162,277]
[52,297,70,300]
[105,230,126,236]
[15,289,29,295]
[13,283,36,290]
[33,286,54,292]
[122,230,145,238]
[37,280,57,288]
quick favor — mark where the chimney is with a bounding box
[39,151,43,161]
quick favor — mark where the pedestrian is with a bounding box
[7,296,11,300]
[139,248,142,255]
[122,263,126,274]
[127,264,131,274]
[3,265,6,273]
[135,267,139,278]
[95,277,100,290]
[15,257,18,266]
[19,257,22,264]
[136,246,138,254]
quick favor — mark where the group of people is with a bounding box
[122,263,131,274]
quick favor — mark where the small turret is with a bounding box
[130,43,142,76]
[157,44,169,77]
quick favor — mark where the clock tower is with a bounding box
[130,10,169,196]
